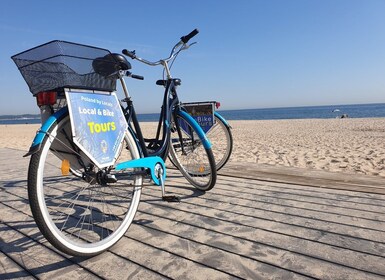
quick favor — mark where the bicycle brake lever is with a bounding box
[182,41,197,50]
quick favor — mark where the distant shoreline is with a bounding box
[1,102,385,124]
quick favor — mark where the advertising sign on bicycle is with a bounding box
[65,89,128,168]
[181,102,215,134]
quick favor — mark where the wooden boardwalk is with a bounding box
[1,147,385,279]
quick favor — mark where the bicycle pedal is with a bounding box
[162,195,180,203]
[105,174,118,183]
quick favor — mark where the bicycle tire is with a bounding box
[206,113,233,171]
[28,110,143,257]
[169,113,232,171]
[168,111,217,191]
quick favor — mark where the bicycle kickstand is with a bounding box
[156,164,180,203]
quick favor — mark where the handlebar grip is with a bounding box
[131,74,144,80]
[180,29,199,44]
[122,49,136,59]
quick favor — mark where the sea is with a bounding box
[1,103,385,125]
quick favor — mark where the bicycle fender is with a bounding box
[214,111,231,128]
[24,107,69,157]
[115,156,166,186]
[178,110,212,149]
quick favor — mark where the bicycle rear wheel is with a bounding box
[28,111,143,257]
[169,112,217,191]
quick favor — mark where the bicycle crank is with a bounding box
[155,163,180,203]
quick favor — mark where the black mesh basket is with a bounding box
[11,40,118,95]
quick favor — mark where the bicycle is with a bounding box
[11,30,216,257]
[120,29,217,189]
[122,31,233,172]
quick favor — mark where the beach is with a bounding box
[1,117,385,177]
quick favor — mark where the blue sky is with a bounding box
[1,0,385,114]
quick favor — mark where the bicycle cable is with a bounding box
[162,44,182,82]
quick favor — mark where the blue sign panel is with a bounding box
[181,102,215,134]
[65,90,128,168]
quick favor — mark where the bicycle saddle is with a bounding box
[93,53,131,77]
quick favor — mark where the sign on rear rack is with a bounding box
[181,102,215,134]
[65,89,128,168]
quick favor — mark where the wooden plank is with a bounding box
[218,162,385,194]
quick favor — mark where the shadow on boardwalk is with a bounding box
[1,148,385,279]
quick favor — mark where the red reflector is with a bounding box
[215,102,221,109]
[36,91,57,106]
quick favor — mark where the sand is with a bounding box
[1,117,385,177]
[228,118,385,177]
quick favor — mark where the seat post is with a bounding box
[119,74,131,100]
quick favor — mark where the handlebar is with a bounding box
[122,28,199,67]
[122,48,163,66]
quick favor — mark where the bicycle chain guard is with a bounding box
[115,156,166,186]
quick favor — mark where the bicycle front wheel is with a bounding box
[28,111,143,257]
[169,112,217,191]
[169,113,233,171]
[206,113,233,171]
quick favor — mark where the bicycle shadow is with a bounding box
[1,189,115,279]
[0,219,43,253]
[1,179,48,254]
[1,179,90,279]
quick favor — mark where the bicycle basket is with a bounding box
[11,40,118,95]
